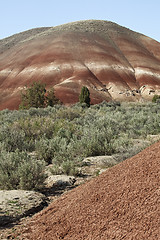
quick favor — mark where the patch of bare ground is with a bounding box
[1,140,159,240]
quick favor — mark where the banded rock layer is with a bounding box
[0,20,160,110]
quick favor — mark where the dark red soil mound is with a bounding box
[18,141,160,240]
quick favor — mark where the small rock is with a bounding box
[45,175,76,188]
[83,155,118,167]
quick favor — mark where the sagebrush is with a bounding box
[0,101,160,190]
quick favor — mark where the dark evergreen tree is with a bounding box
[79,86,90,107]
[19,82,60,109]
[46,87,60,106]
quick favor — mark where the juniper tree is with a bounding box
[19,82,60,109]
[79,86,90,107]
[45,87,60,107]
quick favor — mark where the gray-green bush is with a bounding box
[0,102,160,190]
[0,150,46,190]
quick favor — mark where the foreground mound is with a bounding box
[17,141,160,239]
[1,20,160,110]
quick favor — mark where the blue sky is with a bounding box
[1,0,160,42]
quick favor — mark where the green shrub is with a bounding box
[152,94,160,103]
[16,116,55,140]
[36,136,72,164]
[0,102,160,184]
[50,165,62,175]
[18,159,46,190]
[56,107,81,121]
[36,138,56,164]
[0,150,46,190]
[0,124,30,152]
[61,161,80,176]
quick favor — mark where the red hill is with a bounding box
[0,20,160,110]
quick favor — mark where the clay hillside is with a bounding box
[14,140,160,240]
[1,20,160,110]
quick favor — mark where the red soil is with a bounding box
[16,141,160,239]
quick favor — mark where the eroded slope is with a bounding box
[0,20,160,110]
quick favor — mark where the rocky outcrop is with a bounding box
[0,190,47,226]
[0,20,160,110]
[45,175,76,188]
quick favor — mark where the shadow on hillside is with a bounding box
[41,184,78,199]
[0,215,17,229]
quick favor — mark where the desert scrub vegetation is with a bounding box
[0,150,46,190]
[152,94,160,103]
[0,101,160,190]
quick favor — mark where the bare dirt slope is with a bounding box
[10,140,160,240]
[1,20,160,110]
